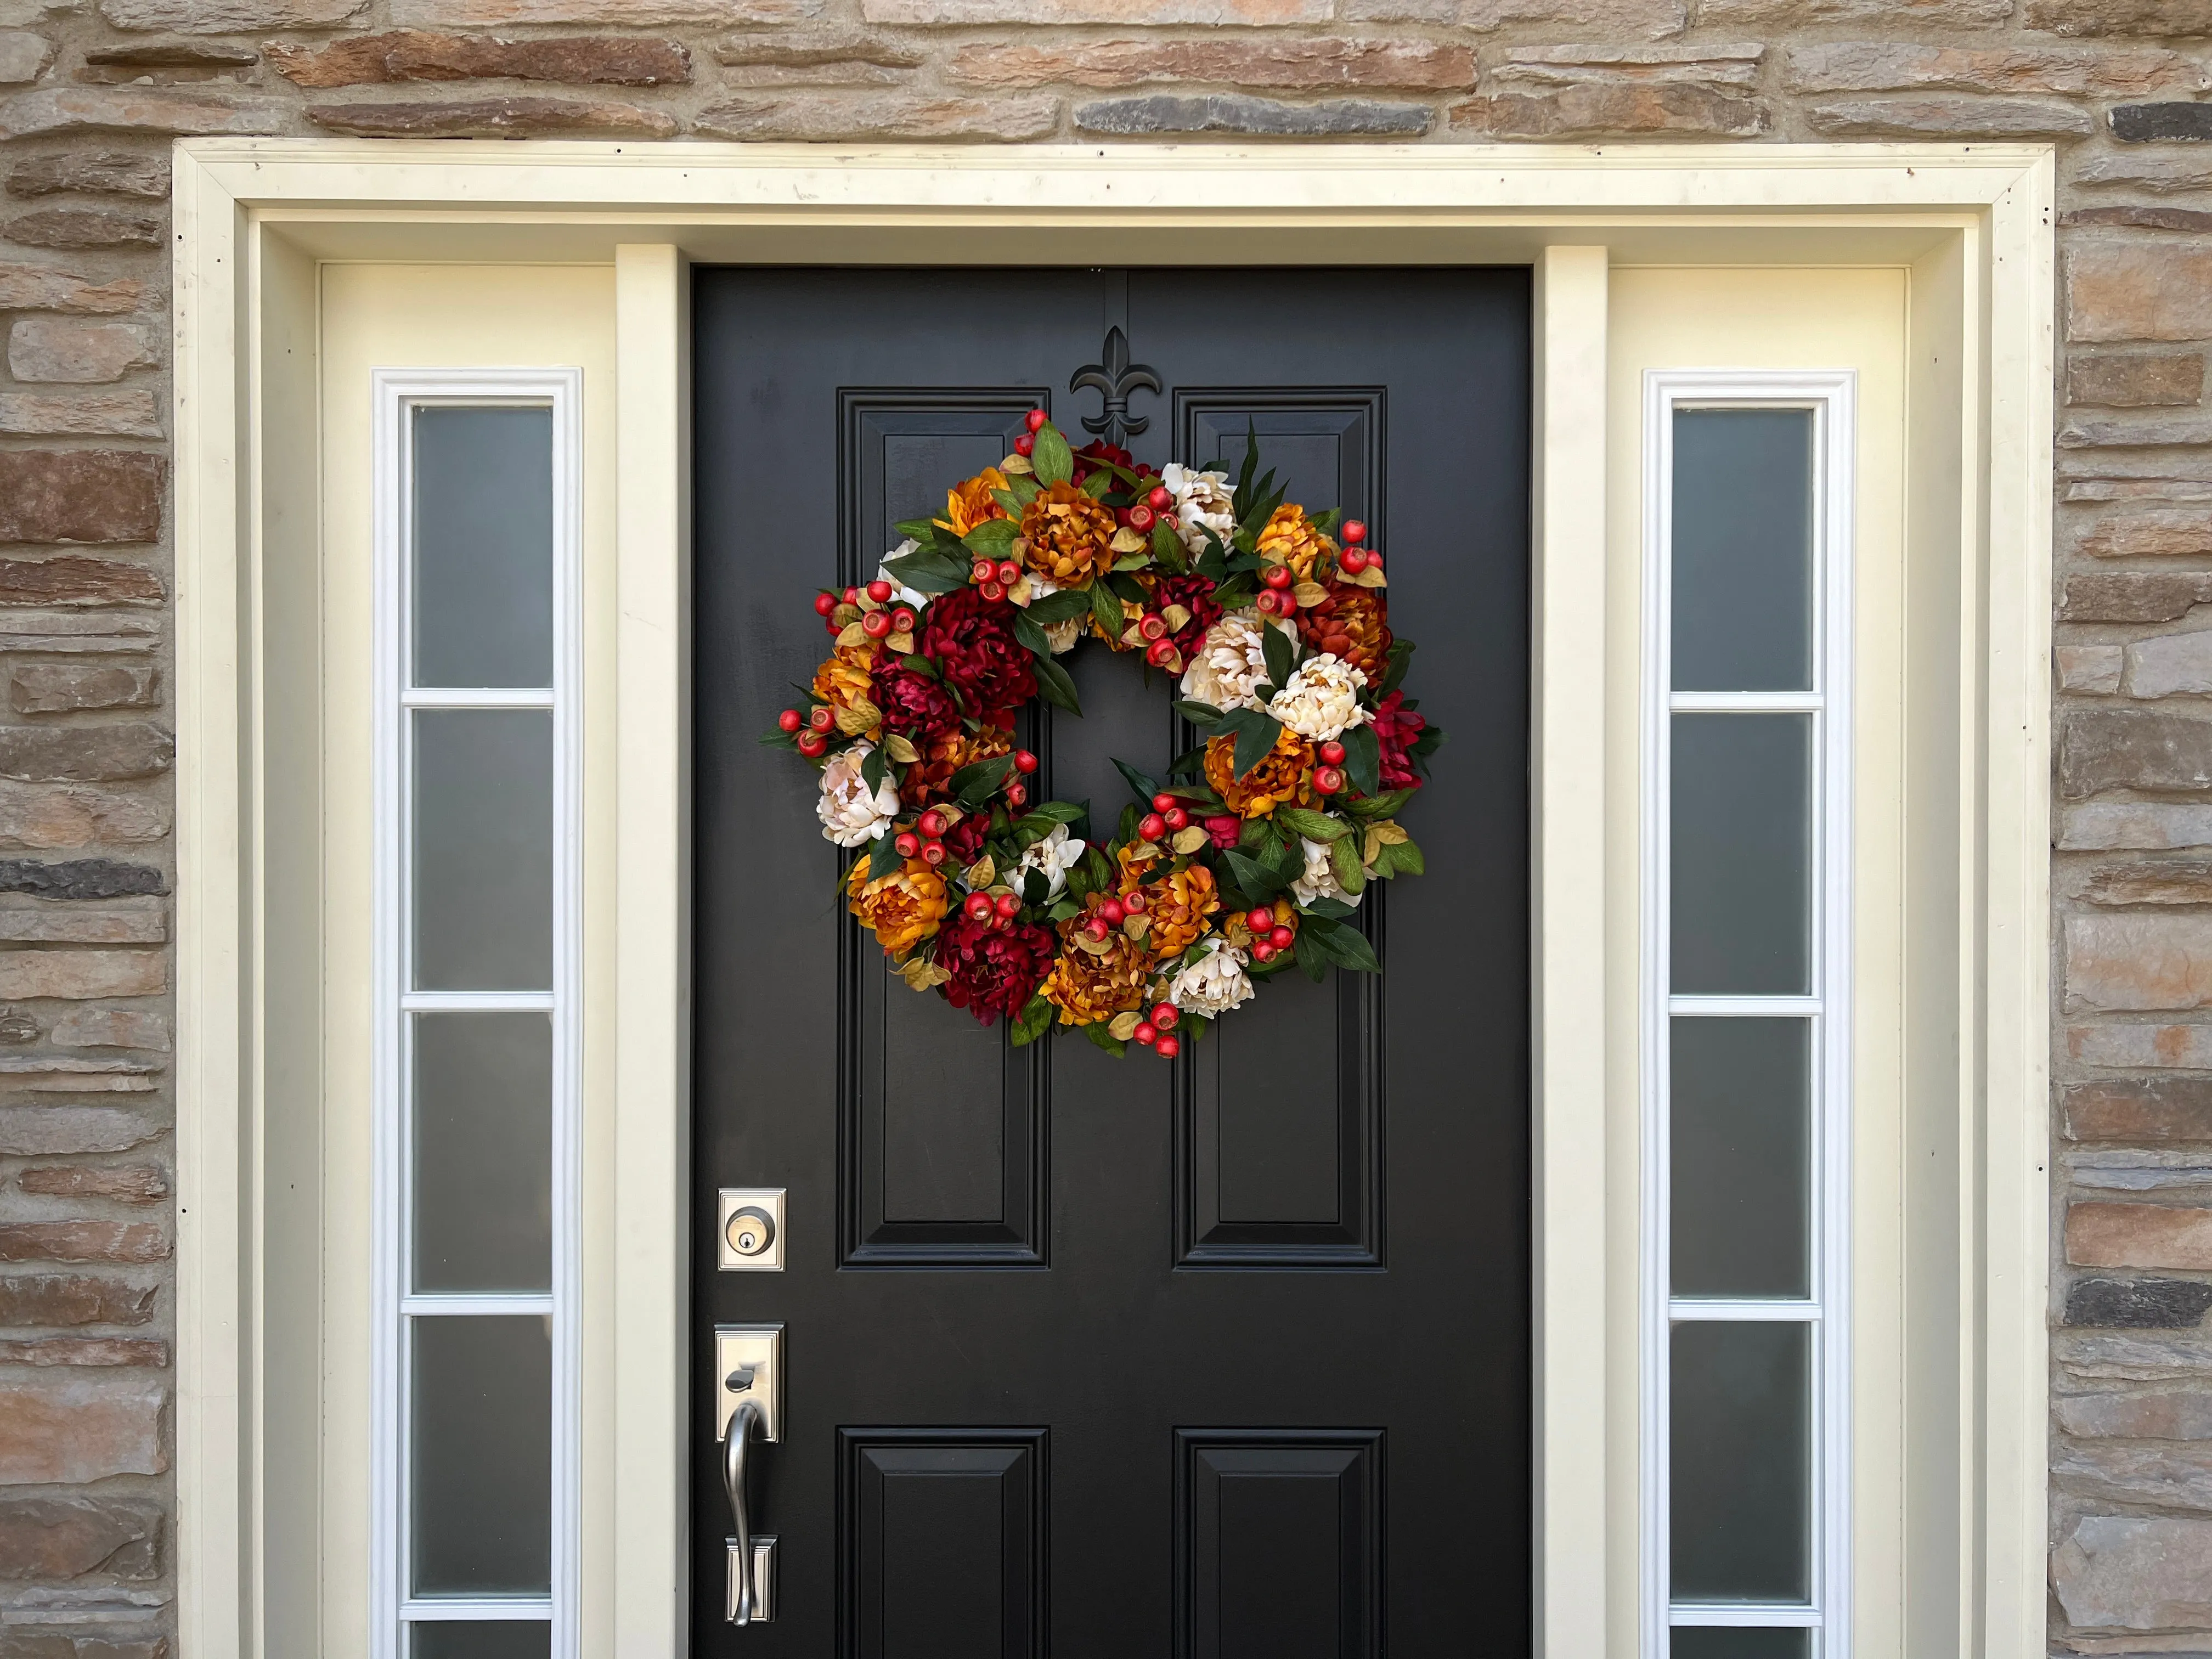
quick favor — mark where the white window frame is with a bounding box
[370,368,586,1659]
[1639,370,1856,1658]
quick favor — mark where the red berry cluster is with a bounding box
[1132,1000,1181,1058]
[1137,791,1190,843]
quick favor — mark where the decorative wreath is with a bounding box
[765,413,1442,1059]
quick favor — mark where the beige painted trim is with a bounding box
[610,243,691,1656]
[1532,243,1610,1658]
[171,138,2055,1659]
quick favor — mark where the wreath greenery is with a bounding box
[764,413,1442,1059]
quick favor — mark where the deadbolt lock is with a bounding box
[728,1207,775,1257]
[717,1188,786,1272]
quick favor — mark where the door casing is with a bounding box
[170,139,2055,1659]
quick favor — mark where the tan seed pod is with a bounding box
[1170,826,1210,855]
[836,620,869,650]
[1109,526,1147,554]
[834,702,879,736]
[884,733,921,764]
[1108,1011,1143,1041]
[1161,603,1192,634]
[885,630,915,654]
[1293,582,1330,610]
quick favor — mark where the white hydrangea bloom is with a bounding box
[876,540,930,612]
[1163,936,1256,1019]
[1013,823,1086,899]
[1290,836,1363,908]
[816,743,900,847]
[1179,610,1274,712]
[1267,652,1371,743]
[1161,462,1235,557]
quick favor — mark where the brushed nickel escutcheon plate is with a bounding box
[718,1187,786,1272]
[715,1323,783,1443]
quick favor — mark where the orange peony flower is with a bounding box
[940,467,1011,538]
[847,856,949,961]
[1295,583,1392,679]
[1041,926,1151,1025]
[1018,482,1115,589]
[1143,862,1221,958]
[1204,727,1317,817]
[899,721,1012,808]
[1255,504,1337,583]
[811,641,883,737]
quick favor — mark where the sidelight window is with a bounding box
[372,373,583,1659]
[1642,376,1854,1658]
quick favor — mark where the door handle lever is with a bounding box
[723,1396,774,1623]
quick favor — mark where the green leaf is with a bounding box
[1111,551,1154,574]
[1211,572,1256,611]
[1081,846,1113,891]
[859,745,888,796]
[1107,572,1149,607]
[867,831,902,881]
[1175,699,1224,728]
[1150,522,1188,573]
[950,753,1016,807]
[1311,919,1381,974]
[1118,802,1142,845]
[1019,800,1088,829]
[1346,788,1415,822]
[961,518,1019,558]
[1234,422,1260,511]
[1029,651,1083,717]
[1009,994,1056,1047]
[1081,1019,1127,1058]
[1260,621,1295,695]
[1378,639,1414,697]
[1024,588,1093,625]
[899,654,938,679]
[1310,507,1342,535]
[1065,855,1096,904]
[1047,898,1081,923]
[1380,837,1424,877]
[1299,896,1359,922]
[1276,806,1347,843]
[881,550,970,594]
[1113,758,1161,806]
[1021,868,1049,905]
[1342,725,1382,798]
[1215,707,1284,781]
[1222,847,1284,901]
[1088,577,1126,640]
[1292,926,1327,983]
[1012,611,1052,657]
[1167,744,1210,777]
[1329,834,1367,897]
[1079,470,1114,500]
[1033,422,1074,488]
[892,516,943,541]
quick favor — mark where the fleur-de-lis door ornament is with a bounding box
[1069,326,1162,450]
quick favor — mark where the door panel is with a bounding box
[694,267,1531,1655]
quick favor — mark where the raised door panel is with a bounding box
[1175,1429,1383,1659]
[837,392,1051,1267]
[839,1429,1046,1659]
[1171,392,1386,1269]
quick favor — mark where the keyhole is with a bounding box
[726,1206,775,1257]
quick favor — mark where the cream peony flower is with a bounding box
[1179,610,1274,712]
[816,743,900,847]
[1161,462,1235,557]
[1013,823,1086,900]
[1268,652,1371,743]
[876,541,930,612]
[1163,936,1256,1019]
[1291,836,1363,908]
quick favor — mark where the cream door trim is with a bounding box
[171,140,2055,1659]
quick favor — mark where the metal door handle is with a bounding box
[724,1393,765,1624]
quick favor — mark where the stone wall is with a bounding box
[0,0,2204,1649]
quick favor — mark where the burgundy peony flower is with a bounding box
[870,659,961,746]
[919,586,1036,716]
[1148,573,1223,657]
[1370,689,1427,794]
[1071,439,1135,488]
[936,913,1056,1025]
[941,812,991,868]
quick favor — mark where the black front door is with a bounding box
[693,267,1531,1657]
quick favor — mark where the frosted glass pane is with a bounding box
[1672,714,1812,996]
[1671,1630,1810,1659]
[413,1013,551,1294]
[1671,1018,1811,1299]
[411,1316,550,1596]
[413,1626,550,1659]
[412,407,553,690]
[1671,1321,1810,1603]
[1672,409,1814,693]
[414,710,552,991]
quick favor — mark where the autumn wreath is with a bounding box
[765,413,1441,1059]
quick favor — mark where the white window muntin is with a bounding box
[1639,370,1855,1659]
[371,369,584,1659]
